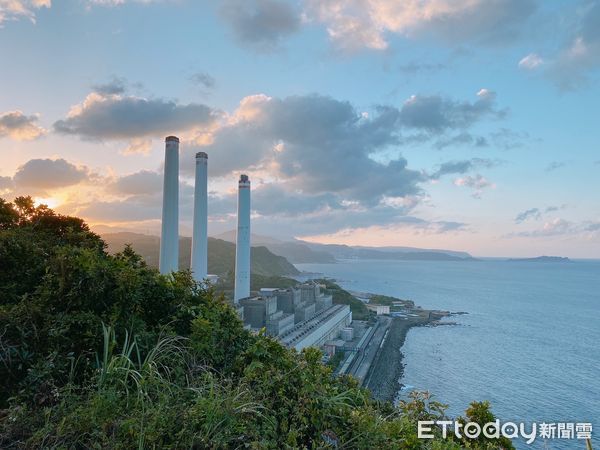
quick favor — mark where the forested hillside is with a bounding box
[0,197,512,449]
[103,232,300,277]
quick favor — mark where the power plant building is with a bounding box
[239,295,295,337]
[238,282,342,349]
[279,304,352,351]
[156,134,351,353]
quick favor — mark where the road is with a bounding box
[345,316,392,384]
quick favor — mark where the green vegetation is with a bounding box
[326,350,346,371]
[317,279,371,320]
[370,294,414,308]
[0,197,513,449]
[103,232,300,277]
[216,274,299,298]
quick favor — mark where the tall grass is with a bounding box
[90,324,266,448]
[95,323,188,405]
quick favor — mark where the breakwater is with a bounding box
[365,311,453,402]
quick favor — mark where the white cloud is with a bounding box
[54,91,217,140]
[0,110,46,141]
[219,0,301,51]
[518,53,544,70]
[510,218,574,237]
[122,138,152,155]
[454,173,494,198]
[0,0,50,24]
[303,0,536,51]
[13,158,89,190]
[527,1,600,90]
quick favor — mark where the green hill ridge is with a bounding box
[102,232,299,277]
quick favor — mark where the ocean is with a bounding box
[295,259,600,449]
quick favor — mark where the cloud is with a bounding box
[74,177,196,224]
[488,127,529,150]
[91,77,128,96]
[398,62,447,75]
[515,205,568,224]
[85,0,163,5]
[109,170,162,196]
[13,158,88,189]
[398,89,505,133]
[546,161,567,172]
[190,72,216,90]
[0,175,14,192]
[534,1,600,90]
[46,90,504,237]
[0,0,50,25]
[433,132,488,150]
[510,218,574,237]
[122,138,153,155]
[518,53,544,70]
[544,205,564,213]
[54,91,217,140]
[185,93,426,206]
[252,184,342,217]
[585,222,600,232]
[75,198,163,223]
[515,208,541,223]
[454,173,494,198]
[430,158,497,179]
[508,216,600,239]
[219,0,301,51]
[0,110,46,141]
[304,0,536,51]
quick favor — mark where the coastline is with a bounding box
[365,311,455,402]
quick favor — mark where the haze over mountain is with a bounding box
[215,231,336,263]
[215,231,474,262]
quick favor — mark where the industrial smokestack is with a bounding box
[191,152,208,281]
[159,136,179,274]
[234,174,251,302]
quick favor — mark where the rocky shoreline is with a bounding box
[365,310,457,402]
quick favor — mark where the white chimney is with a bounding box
[234,174,251,302]
[159,136,179,274]
[191,151,208,281]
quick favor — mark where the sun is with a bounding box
[34,197,60,209]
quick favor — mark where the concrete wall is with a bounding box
[316,294,333,312]
[294,302,316,323]
[266,312,295,336]
[239,297,265,329]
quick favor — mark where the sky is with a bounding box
[0,0,599,258]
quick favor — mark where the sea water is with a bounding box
[295,259,600,449]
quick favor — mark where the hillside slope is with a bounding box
[103,232,299,276]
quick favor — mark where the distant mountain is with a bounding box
[102,232,299,276]
[214,231,336,264]
[297,241,475,261]
[507,256,571,263]
[214,230,473,262]
[215,230,284,245]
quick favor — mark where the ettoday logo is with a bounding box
[418,420,593,444]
